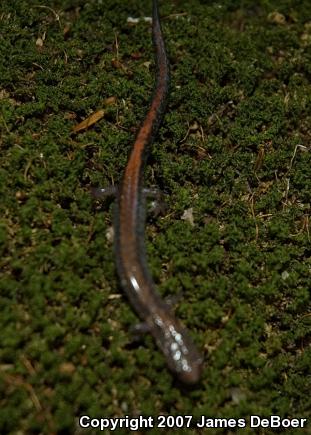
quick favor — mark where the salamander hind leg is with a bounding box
[143,187,167,217]
[90,186,118,200]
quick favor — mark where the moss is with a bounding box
[0,0,310,433]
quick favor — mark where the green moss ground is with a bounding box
[0,0,310,433]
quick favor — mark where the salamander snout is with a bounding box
[177,355,203,385]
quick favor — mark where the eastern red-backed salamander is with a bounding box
[97,0,203,384]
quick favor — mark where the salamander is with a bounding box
[97,0,203,384]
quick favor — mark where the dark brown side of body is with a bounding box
[115,0,170,313]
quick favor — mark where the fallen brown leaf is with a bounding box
[104,96,116,106]
[72,109,105,133]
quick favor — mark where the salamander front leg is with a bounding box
[129,292,182,340]
[129,322,151,342]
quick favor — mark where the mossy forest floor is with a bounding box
[0,0,310,433]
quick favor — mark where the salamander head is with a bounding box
[151,313,203,384]
[167,329,203,385]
